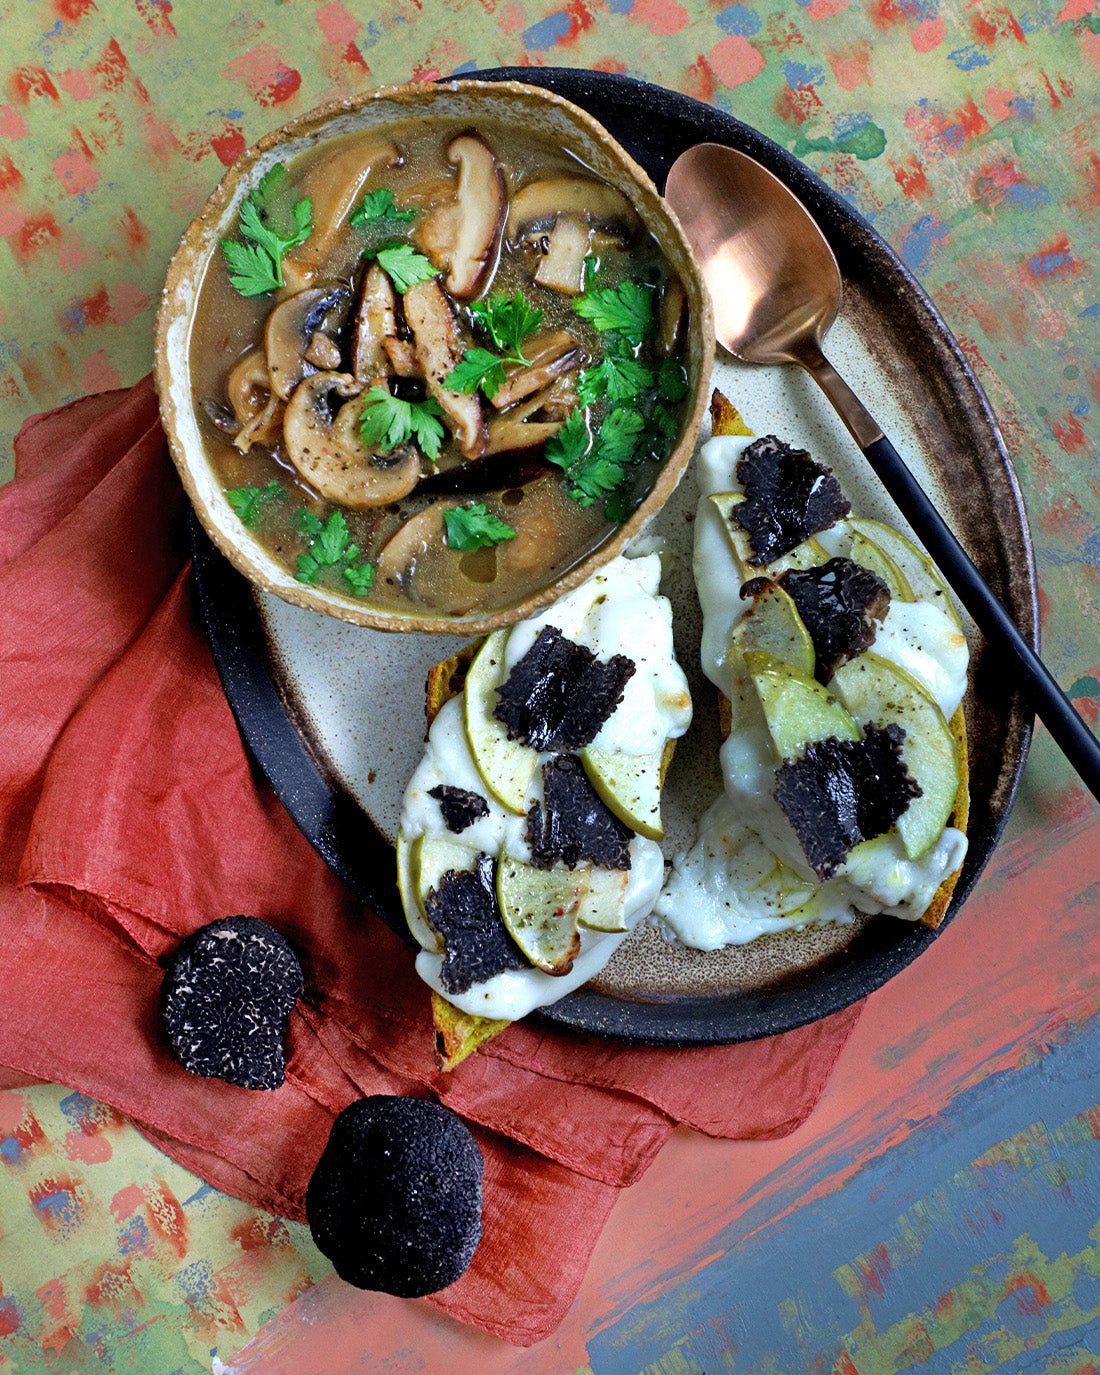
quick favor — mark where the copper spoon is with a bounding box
[665,141,1100,800]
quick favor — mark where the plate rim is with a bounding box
[189,67,1037,1046]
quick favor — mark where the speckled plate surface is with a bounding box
[190,68,1037,1045]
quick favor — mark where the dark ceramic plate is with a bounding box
[190,68,1037,1045]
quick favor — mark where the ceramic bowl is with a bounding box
[154,79,715,635]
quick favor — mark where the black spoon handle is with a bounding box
[803,350,1100,801]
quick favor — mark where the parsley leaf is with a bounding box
[651,403,678,443]
[603,478,643,525]
[470,291,543,355]
[295,509,372,587]
[358,386,446,461]
[226,479,286,526]
[349,187,417,228]
[443,503,517,552]
[595,408,646,466]
[544,410,591,474]
[657,355,689,403]
[220,163,313,297]
[567,453,626,508]
[576,355,654,407]
[573,280,654,345]
[369,242,440,293]
[342,561,376,595]
[444,347,509,400]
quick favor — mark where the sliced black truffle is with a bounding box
[779,558,890,681]
[733,435,850,565]
[161,916,304,1090]
[527,754,633,870]
[773,723,922,879]
[306,1096,483,1298]
[493,626,636,751]
[427,785,490,834]
[425,854,529,994]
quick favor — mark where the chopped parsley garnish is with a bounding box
[367,242,439,293]
[573,280,653,345]
[349,187,417,228]
[657,355,689,403]
[294,508,374,595]
[443,503,517,552]
[342,561,376,594]
[220,163,312,297]
[446,290,543,400]
[358,386,445,461]
[576,354,654,407]
[226,479,286,526]
[595,408,645,465]
[544,410,590,474]
[546,407,647,510]
[470,291,544,356]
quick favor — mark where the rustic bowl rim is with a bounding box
[153,77,716,636]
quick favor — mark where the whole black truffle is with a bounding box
[161,916,304,1090]
[306,1096,484,1297]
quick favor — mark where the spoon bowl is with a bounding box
[666,143,841,367]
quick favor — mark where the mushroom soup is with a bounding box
[189,117,693,619]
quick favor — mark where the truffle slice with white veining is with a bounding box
[306,1096,483,1298]
[733,435,850,566]
[526,754,633,871]
[493,626,636,752]
[773,723,922,880]
[424,854,528,994]
[161,916,304,1090]
[427,784,491,834]
[774,557,890,682]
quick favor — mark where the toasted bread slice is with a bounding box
[707,386,968,930]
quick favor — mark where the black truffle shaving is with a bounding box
[527,754,633,871]
[161,916,304,1091]
[779,558,891,681]
[493,626,636,751]
[427,785,491,834]
[773,723,922,879]
[425,855,529,995]
[733,435,850,565]
[306,1096,484,1298]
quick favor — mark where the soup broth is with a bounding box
[189,117,691,619]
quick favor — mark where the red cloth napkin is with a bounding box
[0,376,861,1346]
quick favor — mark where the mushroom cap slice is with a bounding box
[226,349,285,451]
[415,135,505,301]
[265,286,350,400]
[404,279,485,458]
[350,261,398,385]
[283,372,420,508]
[490,331,581,410]
[505,177,641,239]
[375,500,487,615]
[281,139,400,293]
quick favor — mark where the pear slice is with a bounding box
[849,530,914,602]
[397,833,480,952]
[830,651,960,859]
[580,745,665,840]
[496,854,589,974]
[745,650,860,761]
[707,493,827,582]
[576,866,630,932]
[463,628,539,814]
[847,517,961,628]
[731,582,815,677]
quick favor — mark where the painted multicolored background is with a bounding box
[2,0,1099,1369]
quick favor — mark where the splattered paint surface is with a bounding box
[1,0,1099,1370]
